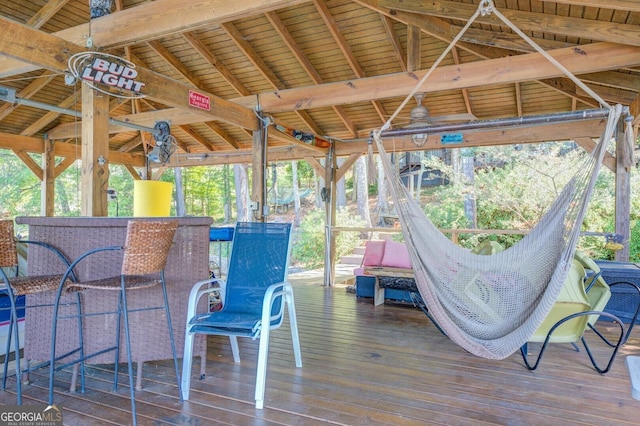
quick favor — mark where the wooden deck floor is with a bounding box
[2,281,639,425]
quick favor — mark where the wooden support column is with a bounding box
[80,84,109,216]
[251,118,266,222]
[41,139,55,216]
[614,118,633,262]
[323,144,337,287]
[407,24,421,72]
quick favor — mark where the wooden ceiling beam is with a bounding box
[379,0,640,47]
[380,14,406,73]
[21,95,78,137]
[13,150,43,180]
[233,42,640,113]
[354,1,608,109]
[204,122,240,150]
[0,70,56,121]
[451,47,473,116]
[48,107,199,139]
[147,39,244,151]
[579,71,640,92]
[313,0,388,125]
[178,125,215,151]
[0,132,145,166]
[457,27,573,53]
[27,0,71,29]
[577,84,639,106]
[147,40,203,88]
[550,1,640,13]
[0,16,258,130]
[182,32,250,97]
[406,24,421,73]
[0,2,67,122]
[160,119,610,167]
[0,0,309,78]
[47,42,640,140]
[221,21,324,136]
[117,135,143,153]
[53,155,77,178]
[265,10,357,138]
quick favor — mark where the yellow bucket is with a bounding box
[133,180,173,217]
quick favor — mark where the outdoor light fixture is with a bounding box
[97,155,106,166]
[408,92,430,147]
[148,121,176,164]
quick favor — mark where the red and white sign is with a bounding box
[189,90,211,111]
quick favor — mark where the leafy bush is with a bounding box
[291,207,366,269]
[419,144,639,259]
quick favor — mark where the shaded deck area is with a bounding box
[2,281,639,425]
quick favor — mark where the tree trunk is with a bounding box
[223,164,232,222]
[174,167,186,216]
[461,148,477,228]
[234,164,250,222]
[375,155,390,226]
[291,160,301,227]
[314,160,324,208]
[55,180,72,216]
[356,156,371,227]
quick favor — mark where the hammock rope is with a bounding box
[371,0,625,359]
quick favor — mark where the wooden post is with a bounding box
[324,144,337,287]
[41,139,55,216]
[614,118,633,262]
[80,84,109,216]
[251,118,266,222]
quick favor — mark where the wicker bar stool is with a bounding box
[0,219,78,404]
[48,220,181,426]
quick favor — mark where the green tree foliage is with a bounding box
[421,143,639,259]
[0,141,636,264]
[292,207,366,269]
[0,152,41,231]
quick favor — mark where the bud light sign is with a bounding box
[68,52,146,99]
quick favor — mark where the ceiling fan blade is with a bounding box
[428,113,477,122]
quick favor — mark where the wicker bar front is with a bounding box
[15,216,211,365]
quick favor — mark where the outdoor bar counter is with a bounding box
[16,216,211,367]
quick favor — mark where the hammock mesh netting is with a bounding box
[366,0,631,360]
[374,104,623,359]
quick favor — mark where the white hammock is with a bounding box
[370,0,627,359]
[375,105,621,359]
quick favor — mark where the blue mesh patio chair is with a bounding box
[181,221,302,409]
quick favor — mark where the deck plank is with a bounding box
[1,282,639,425]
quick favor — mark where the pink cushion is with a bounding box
[362,240,386,266]
[380,241,411,268]
[353,267,365,276]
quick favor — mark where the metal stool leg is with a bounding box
[160,272,183,403]
[120,278,138,426]
[113,291,122,392]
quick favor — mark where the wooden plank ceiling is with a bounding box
[0,0,638,168]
